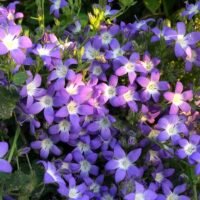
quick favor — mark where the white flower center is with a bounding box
[54,0,61,9]
[113,48,124,58]
[90,183,100,193]
[148,129,159,139]
[135,193,145,200]
[102,194,113,200]
[105,86,116,98]
[184,143,196,155]
[67,101,78,115]
[144,61,153,71]
[77,142,90,152]
[125,62,135,72]
[99,117,110,128]
[66,84,78,95]
[3,34,19,50]
[80,160,91,173]
[40,95,53,108]
[177,35,187,48]
[61,162,69,170]
[58,120,70,132]
[166,124,177,136]
[37,47,50,56]
[147,81,158,94]
[68,187,80,199]
[167,193,179,200]
[101,32,112,44]
[27,82,37,96]
[123,90,133,102]
[186,49,197,62]
[118,157,131,170]
[155,172,164,183]
[149,150,159,162]
[93,65,102,76]
[172,93,183,106]
[41,138,53,151]
[188,5,199,15]
[56,65,68,78]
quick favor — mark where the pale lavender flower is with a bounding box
[50,0,68,18]
[182,1,200,19]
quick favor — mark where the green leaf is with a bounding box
[119,0,136,8]
[0,86,19,120]
[143,0,161,14]
[12,71,27,86]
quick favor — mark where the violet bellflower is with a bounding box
[156,114,188,144]
[182,1,200,19]
[164,81,193,114]
[49,0,68,18]
[115,52,145,84]
[125,181,157,200]
[137,70,169,102]
[105,144,142,183]
[0,25,32,64]
[0,142,12,173]
[168,22,200,57]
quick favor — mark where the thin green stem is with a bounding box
[26,154,32,171]
[8,126,20,162]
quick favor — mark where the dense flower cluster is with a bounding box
[1,0,200,199]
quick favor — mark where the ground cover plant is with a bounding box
[0,0,200,199]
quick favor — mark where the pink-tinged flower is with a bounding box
[20,72,46,107]
[0,1,24,25]
[115,53,145,84]
[0,25,32,64]
[50,0,68,18]
[168,22,200,57]
[105,144,142,183]
[184,48,200,71]
[164,81,193,114]
[137,70,169,102]
[111,85,140,112]
[139,52,160,74]
[0,142,12,173]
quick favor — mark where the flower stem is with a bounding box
[8,126,20,162]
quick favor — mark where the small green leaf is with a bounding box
[12,71,27,86]
[0,86,19,120]
[143,0,161,14]
[119,0,136,8]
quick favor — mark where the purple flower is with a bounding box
[87,114,116,140]
[190,152,200,174]
[32,43,61,66]
[104,5,118,17]
[138,52,160,74]
[20,72,46,107]
[73,150,99,177]
[156,115,188,144]
[50,0,68,18]
[125,181,157,200]
[115,53,145,84]
[0,1,24,25]
[164,81,193,114]
[184,48,200,71]
[48,58,76,91]
[58,176,88,200]
[182,1,200,19]
[0,142,12,173]
[0,25,32,64]
[137,70,169,102]
[31,135,61,159]
[158,184,190,200]
[105,144,141,183]
[169,22,200,57]
[111,85,139,112]
[176,134,200,162]
[40,161,65,185]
